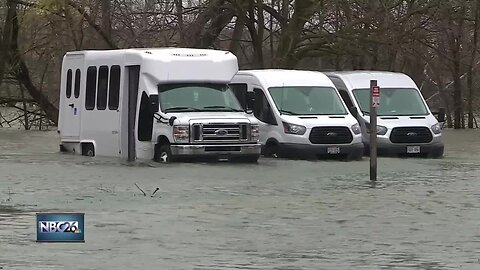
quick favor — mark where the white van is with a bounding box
[230,70,364,160]
[58,48,261,162]
[326,71,445,158]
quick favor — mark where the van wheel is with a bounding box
[264,143,279,158]
[82,143,95,157]
[155,144,174,163]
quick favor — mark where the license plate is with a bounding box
[407,146,420,154]
[327,147,340,154]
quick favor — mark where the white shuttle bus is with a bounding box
[58,48,261,162]
[326,71,445,158]
[230,70,364,160]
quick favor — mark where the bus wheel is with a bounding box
[155,144,173,163]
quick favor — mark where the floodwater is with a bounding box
[0,129,479,270]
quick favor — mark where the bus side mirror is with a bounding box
[437,107,446,122]
[246,91,255,110]
[149,94,159,113]
[168,116,177,126]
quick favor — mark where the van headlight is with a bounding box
[351,123,361,135]
[250,124,259,142]
[282,122,306,135]
[366,122,388,135]
[173,125,189,142]
[431,123,442,134]
[376,125,388,135]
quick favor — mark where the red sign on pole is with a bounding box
[372,86,380,107]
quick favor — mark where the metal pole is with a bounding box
[370,80,378,181]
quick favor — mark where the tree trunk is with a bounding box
[273,0,317,68]
[101,0,112,48]
[451,5,466,129]
[468,0,480,128]
[174,0,184,45]
[229,14,246,55]
[0,0,16,88]
[8,0,59,124]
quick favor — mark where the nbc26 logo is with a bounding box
[39,221,81,233]
[36,213,85,242]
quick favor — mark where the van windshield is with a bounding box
[159,83,243,112]
[352,88,429,116]
[268,86,347,115]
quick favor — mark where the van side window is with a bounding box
[97,65,109,110]
[74,69,81,98]
[85,66,97,110]
[229,83,247,109]
[254,88,276,125]
[138,92,153,141]
[66,69,72,98]
[109,65,121,110]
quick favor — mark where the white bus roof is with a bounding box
[236,69,336,88]
[325,71,418,90]
[65,48,238,83]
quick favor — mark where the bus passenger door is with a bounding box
[62,55,84,138]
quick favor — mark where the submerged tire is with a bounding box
[264,143,279,158]
[154,144,175,163]
[81,143,95,157]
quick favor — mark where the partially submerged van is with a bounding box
[326,71,445,158]
[58,48,261,162]
[230,70,364,160]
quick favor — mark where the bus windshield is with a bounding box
[159,83,244,112]
[268,86,347,115]
[352,88,428,116]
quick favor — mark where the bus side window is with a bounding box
[66,69,72,98]
[97,65,109,110]
[85,66,97,110]
[74,69,81,98]
[109,65,120,110]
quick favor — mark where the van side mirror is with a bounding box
[437,107,446,122]
[149,94,159,113]
[266,109,277,125]
[350,106,358,118]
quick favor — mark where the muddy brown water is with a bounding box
[0,129,479,269]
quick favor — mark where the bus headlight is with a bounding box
[282,122,306,135]
[431,123,442,134]
[173,125,189,142]
[250,124,259,142]
[351,123,361,135]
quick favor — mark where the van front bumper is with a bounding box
[364,141,444,158]
[171,143,261,157]
[277,142,364,160]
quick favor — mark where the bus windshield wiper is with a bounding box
[164,106,201,112]
[203,105,243,112]
[279,109,300,115]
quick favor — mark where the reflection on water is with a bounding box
[0,129,479,269]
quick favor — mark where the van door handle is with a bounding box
[68,103,74,108]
